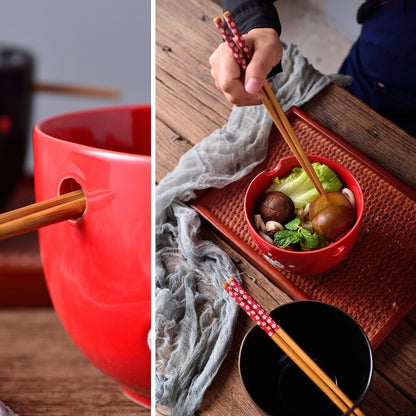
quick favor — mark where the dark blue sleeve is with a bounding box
[222,0,281,35]
[222,0,282,77]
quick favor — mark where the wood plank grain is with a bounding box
[373,314,416,402]
[0,310,149,415]
[361,371,416,416]
[156,0,231,146]
[156,119,194,183]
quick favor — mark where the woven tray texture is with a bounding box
[192,107,416,348]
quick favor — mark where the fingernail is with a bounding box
[245,77,262,94]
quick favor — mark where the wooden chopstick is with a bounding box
[214,13,328,200]
[0,189,86,241]
[215,15,365,413]
[224,277,365,416]
[33,81,121,99]
[260,83,328,199]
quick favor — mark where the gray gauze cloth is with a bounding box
[155,43,351,415]
[0,403,17,416]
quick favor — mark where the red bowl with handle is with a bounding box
[244,155,364,275]
[33,105,151,407]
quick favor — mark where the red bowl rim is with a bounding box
[33,104,151,161]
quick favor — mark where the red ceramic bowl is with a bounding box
[244,155,363,275]
[33,105,151,407]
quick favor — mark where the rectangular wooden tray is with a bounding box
[192,106,416,349]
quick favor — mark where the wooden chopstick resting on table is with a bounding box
[214,13,329,200]
[223,277,365,416]
[0,189,86,241]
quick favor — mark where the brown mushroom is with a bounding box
[257,191,294,224]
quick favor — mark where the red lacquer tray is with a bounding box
[192,106,416,349]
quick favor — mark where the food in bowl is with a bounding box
[254,162,356,251]
[244,155,364,275]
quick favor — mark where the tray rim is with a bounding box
[191,106,416,350]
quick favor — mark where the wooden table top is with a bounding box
[0,309,150,416]
[156,0,416,415]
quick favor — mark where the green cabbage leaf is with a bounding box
[266,162,342,209]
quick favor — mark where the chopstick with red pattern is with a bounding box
[213,16,248,70]
[213,13,329,200]
[223,11,253,61]
[223,277,365,416]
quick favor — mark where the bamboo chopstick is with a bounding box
[215,15,365,413]
[0,189,86,241]
[260,83,329,199]
[223,277,365,416]
[214,13,328,200]
[33,81,121,99]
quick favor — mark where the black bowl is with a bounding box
[239,301,373,416]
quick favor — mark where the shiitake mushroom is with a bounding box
[257,191,294,224]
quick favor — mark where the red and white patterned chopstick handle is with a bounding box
[213,16,248,70]
[223,11,253,61]
[223,277,279,337]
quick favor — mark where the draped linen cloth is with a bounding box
[0,403,17,416]
[155,43,351,415]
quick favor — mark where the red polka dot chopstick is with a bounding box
[223,11,253,61]
[213,16,248,70]
[223,277,365,416]
[213,13,329,201]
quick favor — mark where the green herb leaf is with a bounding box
[274,230,302,248]
[300,228,319,249]
[285,217,301,231]
[274,218,327,250]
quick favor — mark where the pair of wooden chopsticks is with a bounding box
[0,189,86,241]
[223,277,365,416]
[224,277,365,416]
[214,12,328,200]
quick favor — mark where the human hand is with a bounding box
[209,28,282,106]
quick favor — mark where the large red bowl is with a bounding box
[33,105,151,406]
[244,155,364,275]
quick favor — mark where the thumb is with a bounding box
[243,28,282,95]
[244,76,264,95]
[244,51,274,95]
